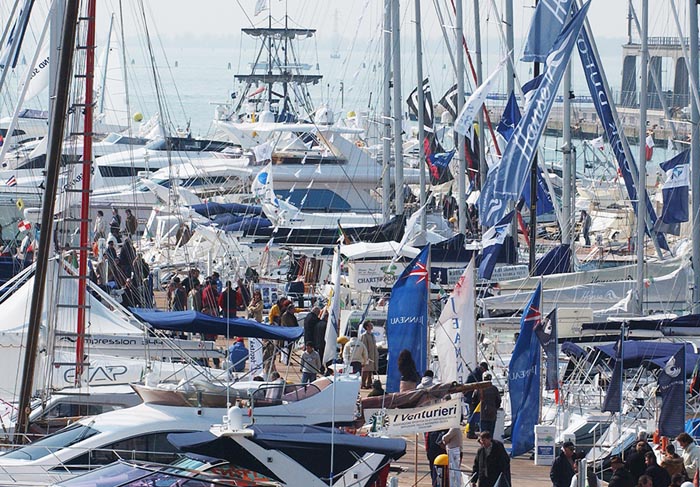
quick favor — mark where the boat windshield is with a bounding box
[52,460,154,487]
[1,422,99,461]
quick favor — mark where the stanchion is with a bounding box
[434,453,449,487]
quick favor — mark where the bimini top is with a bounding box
[131,309,303,341]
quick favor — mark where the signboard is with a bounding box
[347,261,407,292]
[534,424,557,466]
[366,398,461,436]
[447,267,466,285]
[489,265,529,282]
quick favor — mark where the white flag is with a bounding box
[253,142,273,162]
[254,0,268,16]
[23,40,49,101]
[323,245,341,365]
[590,135,605,151]
[434,260,476,383]
[454,55,508,138]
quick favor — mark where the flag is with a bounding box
[408,80,453,185]
[386,246,430,392]
[323,245,342,365]
[425,147,455,185]
[5,175,17,187]
[508,283,542,457]
[658,345,685,437]
[0,0,35,70]
[454,55,508,138]
[521,74,544,109]
[434,260,476,384]
[252,142,273,163]
[645,133,655,162]
[521,164,555,216]
[534,309,558,391]
[602,333,623,413]
[437,84,459,120]
[477,211,513,280]
[479,2,591,228]
[254,0,268,16]
[496,91,520,142]
[575,3,668,251]
[337,222,351,245]
[522,0,573,62]
[17,220,31,232]
[659,150,690,225]
[23,39,49,101]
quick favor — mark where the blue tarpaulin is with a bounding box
[131,309,303,341]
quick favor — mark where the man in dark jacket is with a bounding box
[644,452,671,487]
[550,441,576,487]
[471,431,510,487]
[609,456,634,487]
[626,441,650,484]
[479,373,501,438]
[304,307,321,344]
[426,429,446,487]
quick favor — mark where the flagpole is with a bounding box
[689,0,700,313]
[618,325,625,460]
[414,0,426,232]
[634,0,648,315]
[455,0,466,235]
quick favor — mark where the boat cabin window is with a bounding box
[43,402,125,419]
[102,133,149,145]
[1,423,99,461]
[63,431,186,469]
[274,189,351,212]
[50,460,154,486]
[99,166,151,178]
[16,154,80,170]
[0,128,26,137]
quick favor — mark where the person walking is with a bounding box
[343,330,368,374]
[124,209,137,238]
[626,441,651,485]
[550,441,576,487]
[580,209,592,246]
[471,431,511,487]
[426,430,447,487]
[676,433,700,480]
[300,342,322,384]
[93,210,106,240]
[360,320,378,389]
[479,373,501,438]
[218,280,238,318]
[643,452,671,487]
[280,301,298,365]
[660,443,687,480]
[304,306,321,344]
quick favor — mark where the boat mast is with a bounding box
[76,0,97,383]
[473,0,486,190]
[15,0,79,439]
[414,0,426,231]
[561,7,573,254]
[635,0,648,315]
[391,0,404,216]
[382,0,392,223]
[456,0,466,235]
[529,0,541,273]
[690,1,700,313]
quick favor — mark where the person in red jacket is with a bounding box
[218,281,237,318]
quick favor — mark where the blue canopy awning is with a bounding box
[131,309,303,341]
[561,341,587,360]
[594,341,694,369]
[644,352,700,378]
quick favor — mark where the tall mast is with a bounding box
[690,0,700,313]
[456,0,466,235]
[15,0,80,439]
[414,0,426,231]
[529,0,541,272]
[391,0,404,216]
[382,0,392,222]
[76,0,97,383]
[473,0,486,189]
[561,7,573,250]
[635,0,648,315]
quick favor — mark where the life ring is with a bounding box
[355,140,364,148]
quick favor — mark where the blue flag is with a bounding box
[659,149,690,224]
[574,4,668,251]
[602,335,623,413]
[534,309,558,391]
[658,345,686,437]
[427,149,455,186]
[521,165,555,216]
[479,1,591,228]
[478,211,513,280]
[496,91,520,142]
[386,246,430,393]
[523,0,573,62]
[508,283,542,457]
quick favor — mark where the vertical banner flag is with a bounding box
[534,309,559,390]
[435,260,476,384]
[386,246,430,393]
[437,84,459,120]
[522,0,574,62]
[248,338,264,378]
[658,345,686,438]
[478,211,514,281]
[0,0,35,69]
[479,2,591,228]
[659,149,690,224]
[508,283,542,457]
[575,4,668,250]
[323,244,342,365]
[496,91,521,142]
[601,332,624,413]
